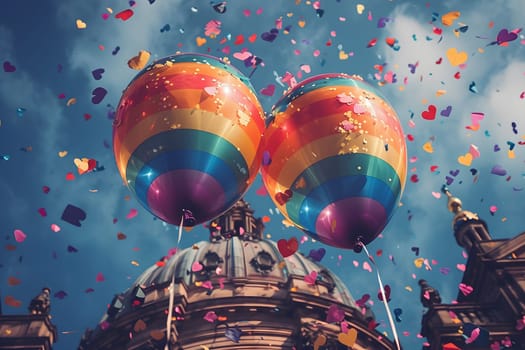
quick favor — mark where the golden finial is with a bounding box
[441,185,478,224]
[441,185,462,214]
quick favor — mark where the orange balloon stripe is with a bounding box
[265,112,404,158]
[113,87,264,161]
[115,83,264,141]
[271,85,402,134]
[117,63,263,131]
[114,109,261,179]
[263,133,407,195]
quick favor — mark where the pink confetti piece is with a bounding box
[126,208,138,219]
[203,311,218,322]
[50,224,61,232]
[458,283,473,296]
[96,272,105,282]
[192,261,203,272]
[13,229,26,243]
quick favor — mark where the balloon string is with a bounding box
[164,275,175,350]
[165,213,184,349]
[360,243,402,350]
[177,214,184,248]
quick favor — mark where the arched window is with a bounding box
[250,250,276,273]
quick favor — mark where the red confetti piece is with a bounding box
[366,38,377,48]
[115,9,134,21]
[7,276,21,286]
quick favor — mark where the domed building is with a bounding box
[78,200,397,350]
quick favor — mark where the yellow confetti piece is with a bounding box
[356,4,365,14]
[196,36,207,46]
[131,260,140,266]
[446,48,468,66]
[508,150,515,159]
[66,98,77,106]
[441,11,460,26]
[422,141,434,153]
[414,257,424,268]
[128,50,151,70]
[339,50,349,60]
[282,219,294,227]
[457,152,473,166]
[76,19,87,29]
[106,7,113,14]
[405,286,413,292]
[58,151,68,158]
[436,89,447,97]
[298,19,306,28]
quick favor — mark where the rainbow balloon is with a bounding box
[261,73,407,250]
[113,53,265,225]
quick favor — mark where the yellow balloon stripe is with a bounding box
[114,109,261,180]
[264,133,406,195]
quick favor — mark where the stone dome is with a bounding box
[79,200,395,350]
[130,236,356,308]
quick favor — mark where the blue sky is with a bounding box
[1,0,524,349]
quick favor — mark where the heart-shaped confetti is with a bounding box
[377,284,391,302]
[8,276,21,286]
[363,261,372,272]
[76,19,87,29]
[421,105,437,120]
[496,29,518,45]
[91,87,107,104]
[326,304,345,323]
[96,272,105,282]
[260,84,275,96]
[261,29,278,42]
[3,61,16,72]
[127,50,150,70]
[115,9,134,21]
[440,105,452,117]
[13,229,26,243]
[203,311,218,323]
[5,295,22,307]
[446,47,468,66]
[126,208,138,219]
[91,68,104,80]
[133,319,147,332]
[304,271,318,285]
[458,153,473,166]
[196,36,207,46]
[308,248,326,262]
[337,328,357,347]
[277,237,298,257]
[274,189,293,205]
[459,283,473,296]
[191,261,203,272]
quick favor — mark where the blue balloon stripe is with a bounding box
[126,129,249,190]
[292,153,401,198]
[286,176,397,234]
[133,150,243,207]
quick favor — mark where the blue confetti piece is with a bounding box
[16,107,26,117]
